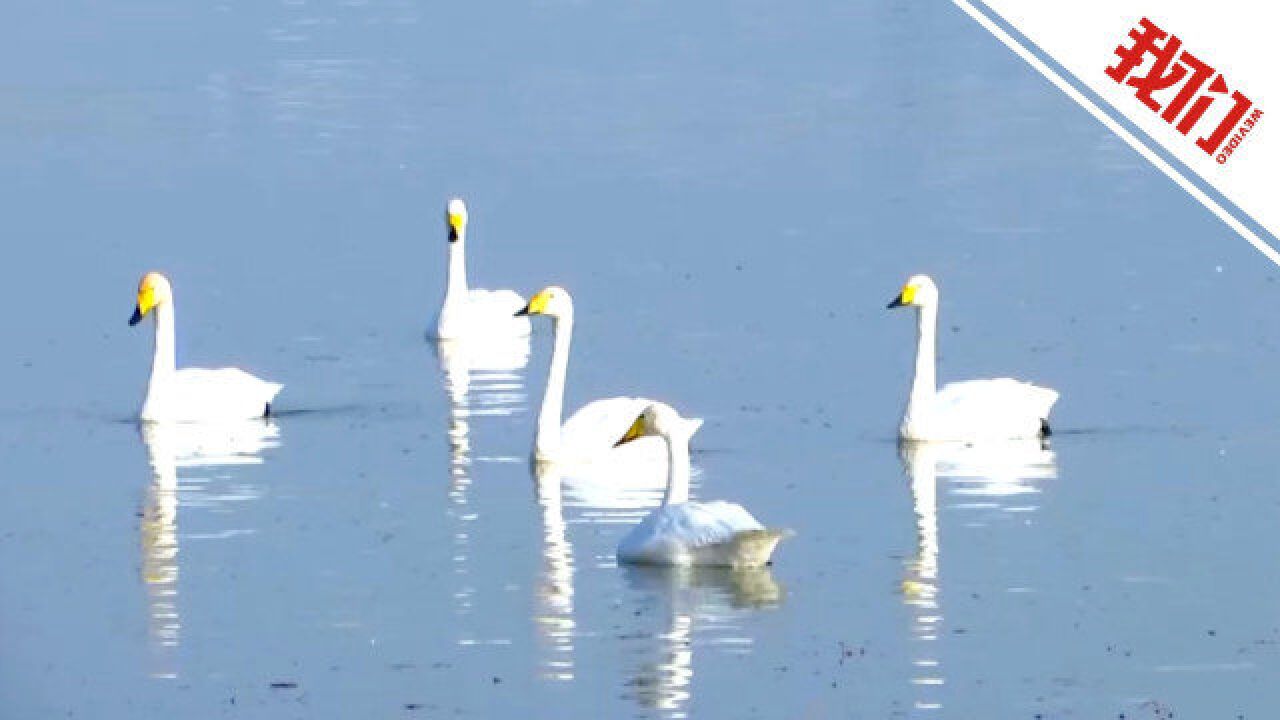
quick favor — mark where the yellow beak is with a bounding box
[447,212,464,242]
[129,287,157,326]
[614,414,647,447]
[887,283,916,309]
[516,289,552,317]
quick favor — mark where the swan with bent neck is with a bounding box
[129,272,282,422]
[613,402,789,567]
[432,197,530,340]
[516,286,701,467]
[887,274,1058,441]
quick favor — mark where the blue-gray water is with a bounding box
[3,1,1279,718]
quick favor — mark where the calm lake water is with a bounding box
[3,1,1280,718]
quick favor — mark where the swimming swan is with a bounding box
[129,272,282,422]
[516,286,702,466]
[887,274,1058,441]
[613,403,789,568]
[432,197,530,340]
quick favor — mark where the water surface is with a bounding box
[3,1,1280,718]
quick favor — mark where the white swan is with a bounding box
[129,272,282,422]
[432,197,531,340]
[888,274,1058,441]
[613,403,789,568]
[516,286,701,467]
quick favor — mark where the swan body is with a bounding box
[620,503,787,568]
[561,396,672,458]
[141,368,282,423]
[129,272,282,422]
[614,403,788,568]
[517,286,701,467]
[919,378,1058,440]
[888,275,1057,442]
[432,197,531,340]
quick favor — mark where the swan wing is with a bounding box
[157,368,282,421]
[663,501,765,543]
[467,287,526,314]
[434,288,530,340]
[556,399,705,478]
[561,397,705,451]
[932,378,1058,438]
[467,288,531,335]
[618,501,786,567]
[560,396,656,453]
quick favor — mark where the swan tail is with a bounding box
[1032,386,1057,437]
[1030,385,1059,417]
[264,382,284,412]
[715,528,791,568]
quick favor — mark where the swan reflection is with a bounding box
[556,457,702,529]
[898,439,1057,713]
[559,469,701,528]
[533,466,576,681]
[934,440,1057,520]
[434,336,529,646]
[138,419,280,678]
[619,564,783,718]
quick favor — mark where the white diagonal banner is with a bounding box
[957,1,1278,264]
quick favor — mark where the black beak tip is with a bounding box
[887,298,902,309]
[612,438,625,448]
[514,307,529,317]
[448,227,459,243]
[128,307,143,326]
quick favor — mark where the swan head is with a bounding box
[614,402,694,446]
[887,274,939,309]
[515,285,573,319]
[129,271,173,326]
[446,197,468,243]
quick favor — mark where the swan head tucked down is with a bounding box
[887,274,939,310]
[129,272,173,326]
[446,197,468,243]
[516,286,574,319]
[615,402,699,447]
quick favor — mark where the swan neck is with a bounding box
[445,235,468,300]
[661,432,692,506]
[150,302,177,383]
[536,311,573,457]
[907,303,937,417]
